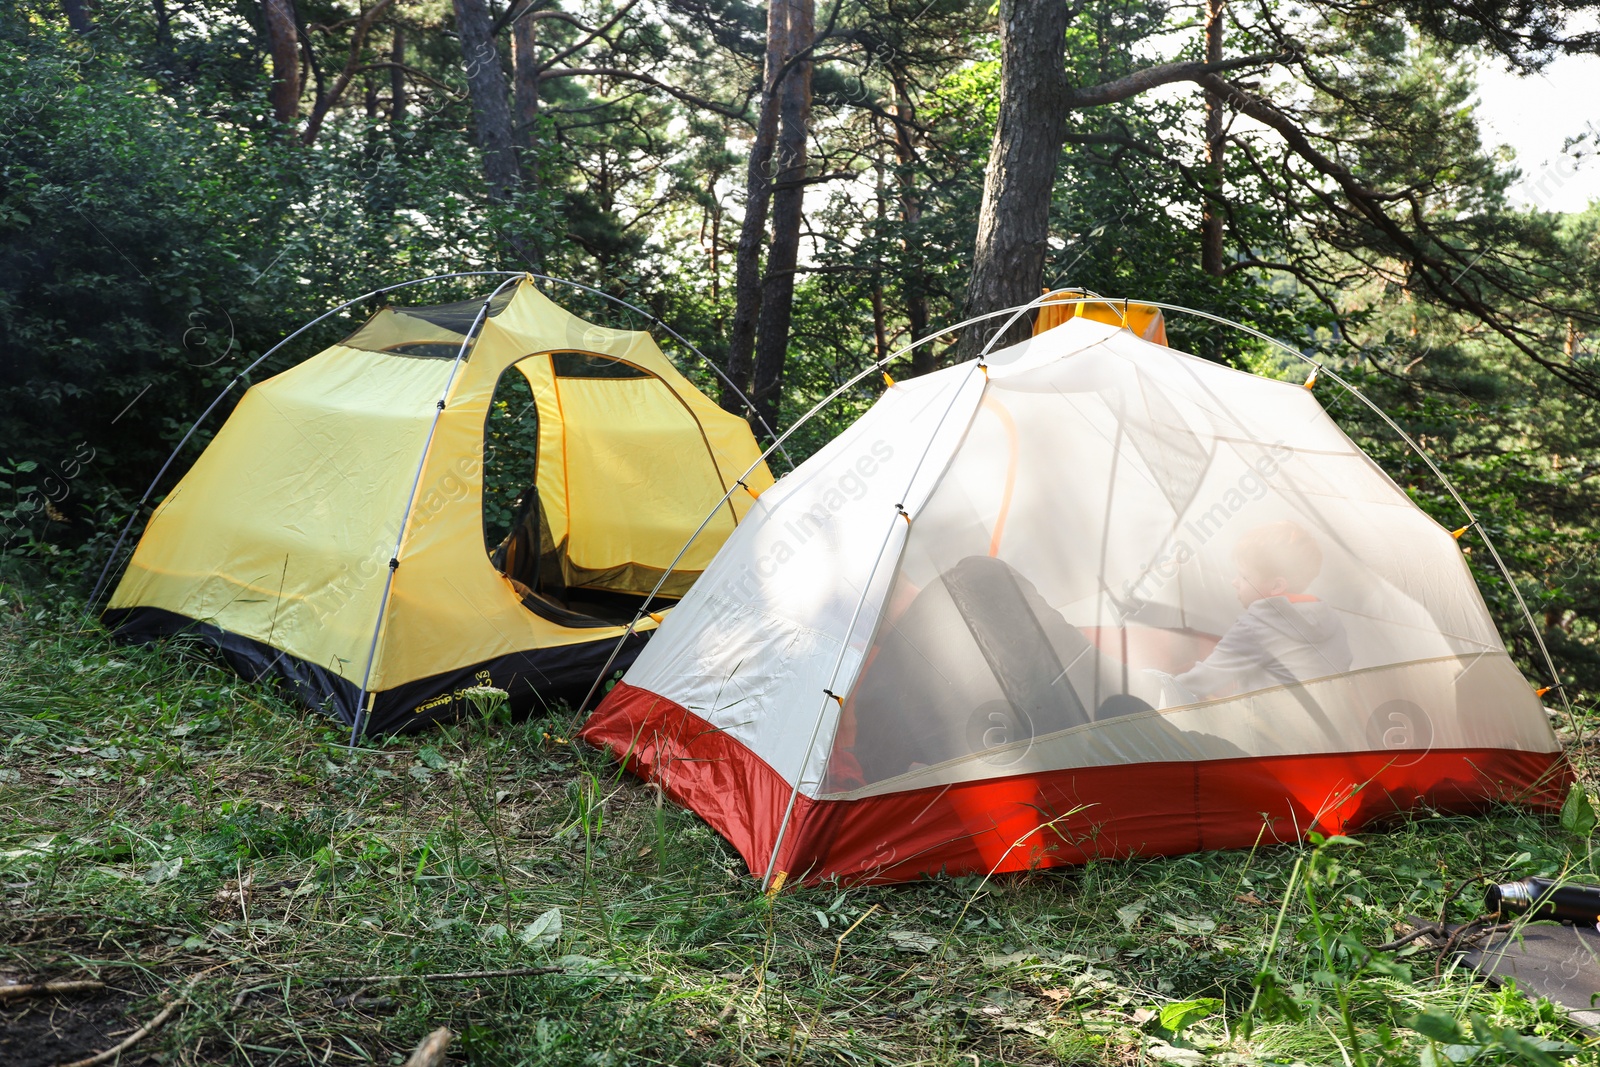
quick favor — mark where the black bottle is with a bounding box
[1484,877,1600,924]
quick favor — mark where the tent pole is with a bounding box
[85,271,525,615]
[348,274,525,746]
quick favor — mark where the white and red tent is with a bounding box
[581,315,1568,886]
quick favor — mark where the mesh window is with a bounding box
[552,352,651,379]
[340,288,517,356]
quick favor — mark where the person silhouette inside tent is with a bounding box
[1157,519,1353,702]
[829,521,1347,789]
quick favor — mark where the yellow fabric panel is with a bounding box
[109,346,455,684]
[1035,290,1168,346]
[557,376,739,577]
[513,355,569,551]
[617,330,777,506]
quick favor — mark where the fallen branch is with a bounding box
[0,979,105,1000]
[56,996,185,1067]
[321,964,563,985]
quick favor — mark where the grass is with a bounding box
[2,571,1598,1065]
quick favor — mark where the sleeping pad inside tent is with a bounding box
[104,277,774,734]
[581,312,1570,885]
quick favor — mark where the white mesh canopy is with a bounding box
[621,318,1555,798]
[828,323,1546,795]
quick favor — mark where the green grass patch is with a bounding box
[2,573,1598,1065]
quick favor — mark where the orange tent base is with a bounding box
[583,681,1571,886]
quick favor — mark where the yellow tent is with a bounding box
[104,276,774,734]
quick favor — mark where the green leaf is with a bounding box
[1115,897,1149,930]
[1559,782,1596,838]
[1410,1010,1466,1044]
[1158,998,1221,1035]
[519,907,563,949]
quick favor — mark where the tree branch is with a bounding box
[1196,71,1599,397]
[300,0,397,145]
[537,66,750,120]
[536,0,641,72]
[1067,50,1292,109]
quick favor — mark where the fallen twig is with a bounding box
[1437,919,1515,977]
[1373,924,1446,952]
[403,1027,454,1067]
[228,982,277,1015]
[321,964,562,985]
[0,979,105,1001]
[56,996,185,1067]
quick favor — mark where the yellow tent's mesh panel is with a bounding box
[340,289,518,356]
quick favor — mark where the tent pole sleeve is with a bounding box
[348,275,525,745]
[86,271,526,614]
[760,362,990,891]
[572,295,1093,717]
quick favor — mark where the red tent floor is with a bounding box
[582,681,1572,885]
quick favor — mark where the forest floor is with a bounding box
[3,572,1598,1067]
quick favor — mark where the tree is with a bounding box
[261,0,299,126]
[749,0,815,428]
[455,0,521,203]
[960,1,1285,356]
[720,0,795,416]
[958,0,1600,384]
[959,0,1071,357]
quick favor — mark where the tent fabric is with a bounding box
[107,277,772,733]
[581,316,1568,884]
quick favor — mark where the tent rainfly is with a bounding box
[105,277,773,734]
[581,313,1570,886]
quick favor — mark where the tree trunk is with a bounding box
[719,1,787,414]
[153,0,173,53]
[871,133,889,365]
[891,73,932,376]
[390,26,407,136]
[61,0,91,34]
[707,175,724,330]
[749,0,814,430]
[454,0,520,203]
[1201,0,1226,276]
[957,0,1070,359]
[512,3,541,179]
[262,0,302,126]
